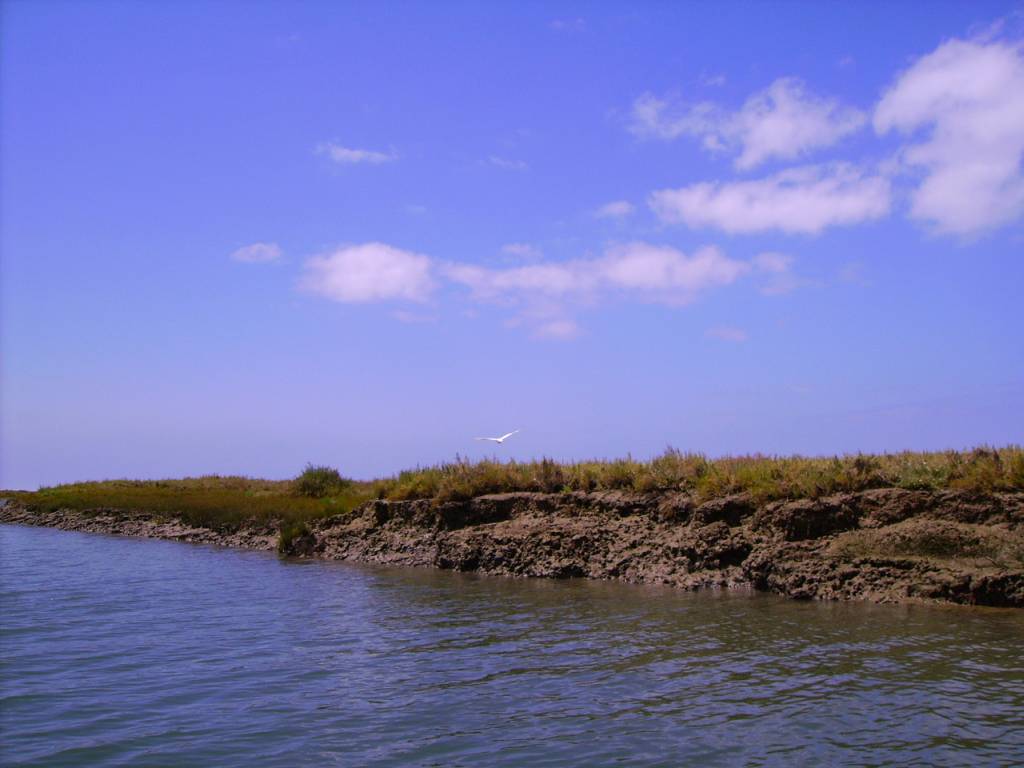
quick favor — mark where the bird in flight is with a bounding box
[474,429,520,444]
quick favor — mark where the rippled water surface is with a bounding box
[2,524,1023,766]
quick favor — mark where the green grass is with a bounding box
[3,447,1021,536]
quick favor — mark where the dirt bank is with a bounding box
[0,501,277,551]
[3,489,1023,606]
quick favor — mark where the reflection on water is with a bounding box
[2,524,1023,767]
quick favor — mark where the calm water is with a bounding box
[1,525,1023,767]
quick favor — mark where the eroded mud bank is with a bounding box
[4,489,1022,606]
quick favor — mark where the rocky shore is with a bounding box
[3,489,1023,606]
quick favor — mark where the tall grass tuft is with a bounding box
[294,464,351,498]
[277,520,312,554]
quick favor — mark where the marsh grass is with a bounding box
[376,446,1024,504]
[6,475,372,532]
[4,447,1021,534]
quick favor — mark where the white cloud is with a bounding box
[300,240,757,338]
[649,163,891,234]
[705,326,748,343]
[630,78,865,169]
[874,37,1024,235]
[594,200,635,219]
[730,79,866,169]
[488,155,528,171]
[298,243,434,303]
[600,243,748,303]
[230,242,282,263]
[446,242,748,306]
[317,142,396,165]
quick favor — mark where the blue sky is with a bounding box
[2,1,1023,489]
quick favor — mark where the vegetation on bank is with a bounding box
[3,447,1022,537]
[3,473,373,532]
[293,464,351,498]
[376,446,1024,504]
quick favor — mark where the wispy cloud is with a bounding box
[316,141,397,165]
[500,303,582,341]
[630,78,865,170]
[445,242,749,311]
[753,252,794,273]
[875,35,1024,235]
[594,200,635,219]
[534,319,580,339]
[649,163,891,234]
[445,260,589,301]
[705,326,749,343]
[488,155,528,171]
[754,252,805,295]
[501,243,543,261]
[230,242,283,263]
[300,240,761,338]
[466,241,745,337]
[549,17,585,32]
[839,261,870,286]
[298,243,434,302]
[392,309,437,324]
[274,32,301,48]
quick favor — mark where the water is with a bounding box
[1,525,1022,767]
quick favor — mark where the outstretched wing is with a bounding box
[497,429,520,442]
[475,437,500,442]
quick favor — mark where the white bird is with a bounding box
[474,429,520,444]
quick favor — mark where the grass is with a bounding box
[277,520,312,554]
[3,475,374,532]
[3,447,1021,536]
[294,464,351,498]
[376,446,1024,504]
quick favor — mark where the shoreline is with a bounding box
[3,489,1023,607]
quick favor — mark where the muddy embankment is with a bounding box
[3,490,1023,606]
